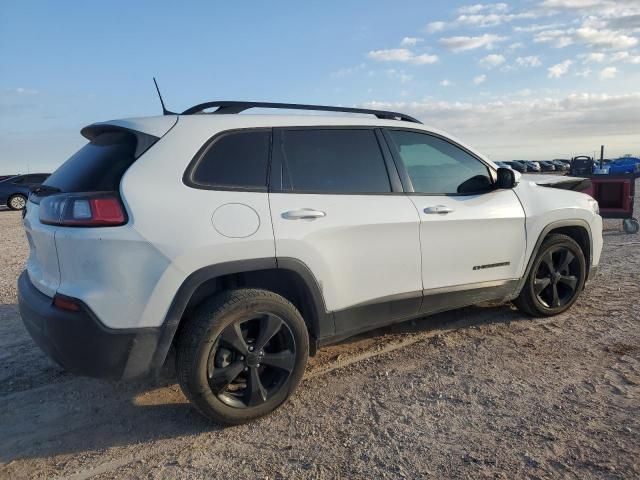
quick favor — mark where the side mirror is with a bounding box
[496,167,519,189]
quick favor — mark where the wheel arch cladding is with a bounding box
[149,258,330,374]
[517,220,593,295]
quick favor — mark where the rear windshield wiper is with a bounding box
[30,185,61,196]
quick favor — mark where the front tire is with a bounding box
[514,234,586,317]
[8,194,27,210]
[176,288,309,425]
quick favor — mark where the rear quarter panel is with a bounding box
[119,117,277,328]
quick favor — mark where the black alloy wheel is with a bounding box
[177,288,309,425]
[514,233,586,317]
[208,313,296,408]
[533,247,580,309]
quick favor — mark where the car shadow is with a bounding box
[0,300,524,463]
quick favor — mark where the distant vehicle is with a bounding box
[538,161,556,172]
[608,157,640,175]
[507,161,527,173]
[569,156,595,176]
[494,161,512,169]
[522,161,541,172]
[551,160,569,172]
[0,173,50,210]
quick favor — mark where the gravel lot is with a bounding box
[1,186,639,479]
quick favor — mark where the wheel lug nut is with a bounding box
[256,363,260,367]
[248,346,254,352]
[239,356,244,360]
[244,367,248,372]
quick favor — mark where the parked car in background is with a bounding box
[608,157,640,175]
[0,173,50,210]
[522,161,541,172]
[551,160,569,172]
[539,161,556,172]
[507,161,527,173]
[494,161,512,169]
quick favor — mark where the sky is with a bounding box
[1,0,640,174]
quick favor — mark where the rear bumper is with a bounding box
[18,271,163,380]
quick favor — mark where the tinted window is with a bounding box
[388,130,491,194]
[44,131,138,192]
[190,130,271,189]
[22,174,48,184]
[279,129,391,193]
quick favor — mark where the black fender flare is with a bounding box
[514,219,594,296]
[147,257,332,375]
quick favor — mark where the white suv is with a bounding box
[18,101,603,424]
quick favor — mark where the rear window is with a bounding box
[187,130,271,189]
[278,129,391,193]
[43,131,140,193]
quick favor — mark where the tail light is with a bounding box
[39,192,126,227]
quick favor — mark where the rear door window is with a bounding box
[186,130,271,189]
[276,129,391,193]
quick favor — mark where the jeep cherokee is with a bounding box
[18,101,603,424]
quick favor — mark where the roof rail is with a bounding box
[180,101,422,123]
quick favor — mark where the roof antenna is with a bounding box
[153,77,175,115]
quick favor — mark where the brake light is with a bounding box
[39,193,126,227]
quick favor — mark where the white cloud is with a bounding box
[548,59,572,78]
[582,52,606,63]
[575,68,592,77]
[367,49,439,65]
[360,92,640,160]
[400,37,423,47]
[575,27,638,50]
[386,69,414,83]
[457,3,509,14]
[534,29,575,48]
[473,74,487,84]
[455,11,537,28]
[581,50,640,64]
[599,66,618,79]
[6,87,39,95]
[513,23,566,32]
[440,79,452,86]
[440,34,507,52]
[426,21,446,33]
[516,55,542,67]
[508,42,525,49]
[479,53,506,68]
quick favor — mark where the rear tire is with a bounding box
[514,234,586,317]
[8,194,27,211]
[176,288,309,425]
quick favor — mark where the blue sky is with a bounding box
[1,0,639,173]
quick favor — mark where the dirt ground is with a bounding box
[1,187,639,479]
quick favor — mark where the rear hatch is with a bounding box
[24,116,177,297]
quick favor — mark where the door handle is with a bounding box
[424,205,454,215]
[282,208,326,220]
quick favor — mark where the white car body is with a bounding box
[19,110,603,380]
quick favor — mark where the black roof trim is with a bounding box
[180,101,422,124]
